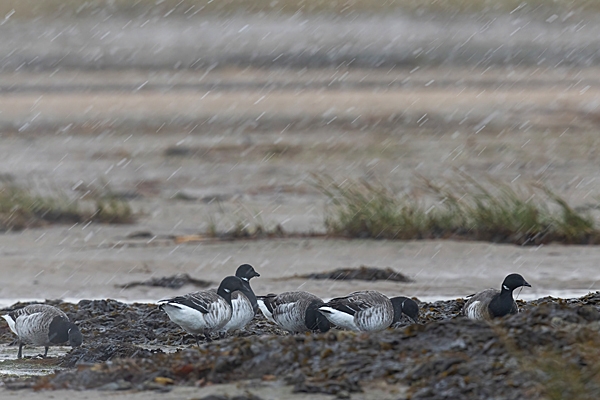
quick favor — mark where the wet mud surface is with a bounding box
[2,293,600,398]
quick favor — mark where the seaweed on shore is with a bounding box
[118,273,212,290]
[4,293,600,399]
[286,265,413,282]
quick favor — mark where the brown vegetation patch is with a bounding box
[163,143,304,162]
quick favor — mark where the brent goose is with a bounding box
[2,304,83,358]
[319,291,419,332]
[257,291,330,333]
[217,264,260,335]
[463,273,531,321]
[158,275,251,344]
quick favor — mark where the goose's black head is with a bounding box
[68,323,83,348]
[305,300,331,333]
[391,296,419,324]
[501,274,531,292]
[235,264,260,282]
[217,276,247,303]
[49,316,83,348]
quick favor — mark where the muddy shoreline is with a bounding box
[3,14,600,71]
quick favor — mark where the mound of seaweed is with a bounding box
[4,294,600,399]
[118,273,212,290]
[0,298,290,357]
[35,319,512,396]
[292,266,413,282]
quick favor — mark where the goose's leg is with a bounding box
[17,341,23,359]
[43,346,49,358]
[203,331,212,343]
[194,335,201,347]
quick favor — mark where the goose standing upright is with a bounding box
[319,291,419,332]
[257,291,330,333]
[2,304,83,358]
[217,264,260,335]
[463,273,531,321]
[158,275,251,344]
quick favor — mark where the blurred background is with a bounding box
[0,0,600,303]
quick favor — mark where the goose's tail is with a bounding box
[2,314,17,335]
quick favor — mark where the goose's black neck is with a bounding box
[48,316,70,344]
[216,287,233,306]
[390,297,419,324]
[488,288,515,318]
[305,300,330,333]
[242,280,259,313]
[216,276,247,306]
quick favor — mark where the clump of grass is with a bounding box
[212,219,285,239]
[318,178,433,240]
[316,173,600,245]
[92,195,134,224]
[205,203,285,240]
[0,185,134,231]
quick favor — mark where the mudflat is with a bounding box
[1,63,599,303]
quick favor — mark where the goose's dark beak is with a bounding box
[523,280,531,287]
[253,272,261,278]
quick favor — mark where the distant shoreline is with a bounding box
[2,14,600,71]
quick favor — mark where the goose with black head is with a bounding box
[319,291,420,332]
[2,304,82,359]
[463,273,531,321]
[257,291,330,334]
[158,275,251,344]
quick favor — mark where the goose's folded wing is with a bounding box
[160,292,220,314]
[326,296,373,315]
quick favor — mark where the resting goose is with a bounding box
[158,275,250,344]
[217,264,260,335]
[319,291,419,332]
[257,291,330,333]
[463,273,531,321]
[2,304,83,358]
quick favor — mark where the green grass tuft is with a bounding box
[316,173,600,245]
[205,202,285,240]
[0,185,134,231]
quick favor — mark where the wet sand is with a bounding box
[1,65,600,304]
[1,227,600,304]
[0,383,406,400]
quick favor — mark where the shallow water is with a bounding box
[0,342,180,379]
[0,344,68,378]
[0,289,593,308]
